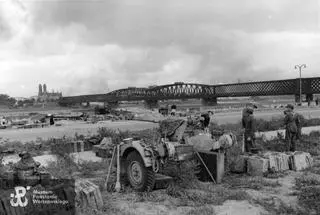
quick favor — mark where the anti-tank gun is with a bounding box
[95,118,237,191]
[95,119,196,192]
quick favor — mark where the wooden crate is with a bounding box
[196,151,225,183]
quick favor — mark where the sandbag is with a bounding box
[247,156,269,176]
[263,152,290,172]
[185,134,218,151]
[289,151,313,171]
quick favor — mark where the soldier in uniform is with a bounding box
[286,104,303,141]
[242,103,257,153]
[284,105,297,152]
[200,111,214,133]
[243,107,256,153]
[242,103,257,128]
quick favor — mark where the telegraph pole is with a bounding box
[294,64,306,104]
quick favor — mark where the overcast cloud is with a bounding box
[0,0,319,97]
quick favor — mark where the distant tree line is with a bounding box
[16,98,35,107]
[0,94,16,107]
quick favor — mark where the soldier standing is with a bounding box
[243,107,256,153]
[201,111,214,133]
[242,103,257,128]
[242,103,257,153]
[286,104,303,141]
[284,106,297,152]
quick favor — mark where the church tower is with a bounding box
[38,84,43,96]
[43,84,47,94]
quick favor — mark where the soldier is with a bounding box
[242,103,257,152]
[49,114,54,125]
[243,107,256,153]
[286,104,303,141]
[171,104,177,116]
[242,103,257,128]
[284,106,297,152]
[201,111,214,133]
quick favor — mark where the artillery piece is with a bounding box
[95,118,237,191]
[95,119,196,191]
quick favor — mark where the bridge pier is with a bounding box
[306,94,314,102]
[201,97,218,106]
[295,95,301,103]
[295,94,314,103]
[144,100,159,109]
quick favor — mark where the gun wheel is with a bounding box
[126,151,155,192]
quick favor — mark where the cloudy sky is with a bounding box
[0,0,319,97]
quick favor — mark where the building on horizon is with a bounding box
[37,84,62,102]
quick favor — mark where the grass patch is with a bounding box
[264,171,290,179]
[161,159,201,189]
[298,186,320,214]
[224,175,281,190]
[0,139,51,157]
[78,160,110,177]
[166,183,250,207]
[45,155,79,179]
[294,174,320,214]
[254,198,308,215]
[295,174,320,190]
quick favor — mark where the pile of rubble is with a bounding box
[50,135,102,154]
[87,110,135,123]
[232,151,313,176]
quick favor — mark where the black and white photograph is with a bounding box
[0,0,320,214]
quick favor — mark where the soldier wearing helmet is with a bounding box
[284,104,298,151]
[242,105,257,153]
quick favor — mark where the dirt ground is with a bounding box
[80,161,319,215]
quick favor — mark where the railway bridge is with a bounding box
[59,77,320,108]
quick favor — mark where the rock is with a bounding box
[247,156,269,176]
[263,152,290,172]
[289,151,313,171]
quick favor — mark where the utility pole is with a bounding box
[294,64,306,105]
